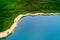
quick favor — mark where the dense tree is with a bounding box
[0,0,60,32]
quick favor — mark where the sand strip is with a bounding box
[0,13,60,38]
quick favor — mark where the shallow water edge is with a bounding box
[0,13,60,39]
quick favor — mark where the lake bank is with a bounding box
[0,13,60,38]
[5,14,60,40]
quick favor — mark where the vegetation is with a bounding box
[0,0,60,32]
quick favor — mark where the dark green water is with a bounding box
[2,15,60,40]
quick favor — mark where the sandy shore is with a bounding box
[0,13,60,38]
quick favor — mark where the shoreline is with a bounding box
[0,13,60,38]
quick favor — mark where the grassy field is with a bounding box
[0,0,60,32]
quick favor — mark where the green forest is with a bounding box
[0,0,60,32]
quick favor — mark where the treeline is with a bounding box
[0,0,60,32]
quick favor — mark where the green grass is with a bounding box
[0,0,60,32]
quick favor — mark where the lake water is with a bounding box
[5,15,60,40]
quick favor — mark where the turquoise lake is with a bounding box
[5,15,60,40]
